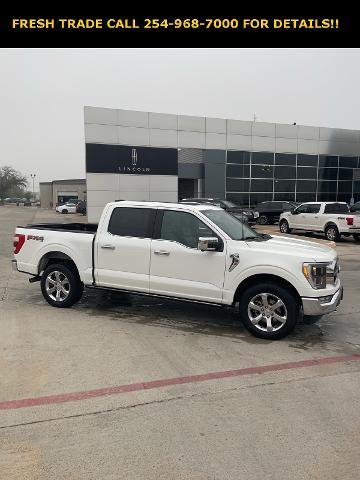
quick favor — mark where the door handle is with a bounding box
[101,245,115,250]
[314,216,318,218]
[154,250,170,256]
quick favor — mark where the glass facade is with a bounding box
[226,151,360,206]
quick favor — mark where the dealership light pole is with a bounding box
[30,174,36,201]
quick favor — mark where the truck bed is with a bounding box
[18,223,98,233]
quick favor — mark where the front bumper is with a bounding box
[11,259,18,271]
[302,286,343,316]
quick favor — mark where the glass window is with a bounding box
[226,193,250,206]
[297,167,317,180]
[251,152,274,165]
[338,181,352,193]
[317,192,337,202]
[274,180,296,192]
[251,165,273,178]
[202,209,258,241]
[297,154,318,167]
[339,157,358,169]
[275,153,296,166]
[338,168,353,180]
[318,180,337,194]
[319,156,338,168]
[324,203,349,214]
[295,204,309,214]
[250,193,273,205]
[296,180,317,193]
[251,179,273,192]
[354,181,360,193]
[160,211,215,249]
[274,166,296,179]
[108,207,156,238]
[296,193,316,202]
[226,164,250,178]
[226,178,250,192]
[307,204,321,213]
[227,150,250,164]
[274,193,295,201]
[318,168,338,180]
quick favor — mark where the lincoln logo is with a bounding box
[131,148,138,166]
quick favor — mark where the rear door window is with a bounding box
[108,207,156,238]
[324,203,350,214]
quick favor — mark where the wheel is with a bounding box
[41,263,83,308]
[325,224,340,242]
[279,220,291,234]
[257,214,269,225]
[61,209,68,214]
[354,234,360,242]
[238,282,298,340]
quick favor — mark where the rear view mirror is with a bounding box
[198,237,219,252]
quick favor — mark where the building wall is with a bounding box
[52,183,86,207]
[84,107,360,219]
[39,183,52,208]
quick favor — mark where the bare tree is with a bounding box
[0,166,28,199]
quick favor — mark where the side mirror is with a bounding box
[291,208,298,214]
[198,237,219,252]
[350,206,355,212]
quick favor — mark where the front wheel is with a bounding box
[257,214,269,225]
[238,282,299,340]
[41,263,83,308]
[279,220,291,234]
[61,209,68,214]
[354,234,360,242]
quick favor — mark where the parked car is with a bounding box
[256,201,297,225]
[279,202,360,242]
[181,198,258,224]
[12,200,342,340]
[76,200,87,215]
[55,203,77,214]
[350,201,360,213]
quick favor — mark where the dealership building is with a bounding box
[39,179,86,209]
[84,106,360,222]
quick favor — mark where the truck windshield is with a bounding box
[202,209,259,241]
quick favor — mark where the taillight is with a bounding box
[346,217,354,226]
[13,234,25,254]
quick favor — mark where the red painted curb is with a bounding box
[1,354,360,411]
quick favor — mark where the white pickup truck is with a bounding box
[12,201,342,340]
[279,202,360,242]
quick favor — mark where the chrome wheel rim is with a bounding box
[247,293,287,333]
[327,228,336,240]
[280,222,288,233]
[45,271,70,302]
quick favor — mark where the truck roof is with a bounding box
[108,200,221,211]
[300,201,347,205]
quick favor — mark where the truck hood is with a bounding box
[230,235,337,262]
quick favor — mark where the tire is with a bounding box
[238,282,299,340]
[279,220,291,234]
[257,214,269,225]
[354,234,360,242]
[41,263,83,308]
[61,209,68,214]
[325,224,340,242]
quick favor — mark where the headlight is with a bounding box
[302,260,339,290]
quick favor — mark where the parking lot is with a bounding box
[1,205,360,479]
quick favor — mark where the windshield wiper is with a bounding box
[243,233,272,242]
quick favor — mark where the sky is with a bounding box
[1,48,360,190]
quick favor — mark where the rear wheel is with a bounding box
[354,234,360,242]
[238,282,298,340]
[41,263,83,308]
[257,214,269,225]
[279,220,291,234]
[325,224,340,242]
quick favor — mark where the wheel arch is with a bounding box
[38,251,80,277]
[233,273,302,307]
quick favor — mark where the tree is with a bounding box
[0,166,28,199]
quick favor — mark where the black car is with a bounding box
[256,201,297,225]
[180,198,255,224]
[76,200,87,215]
[350,201,360,213]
